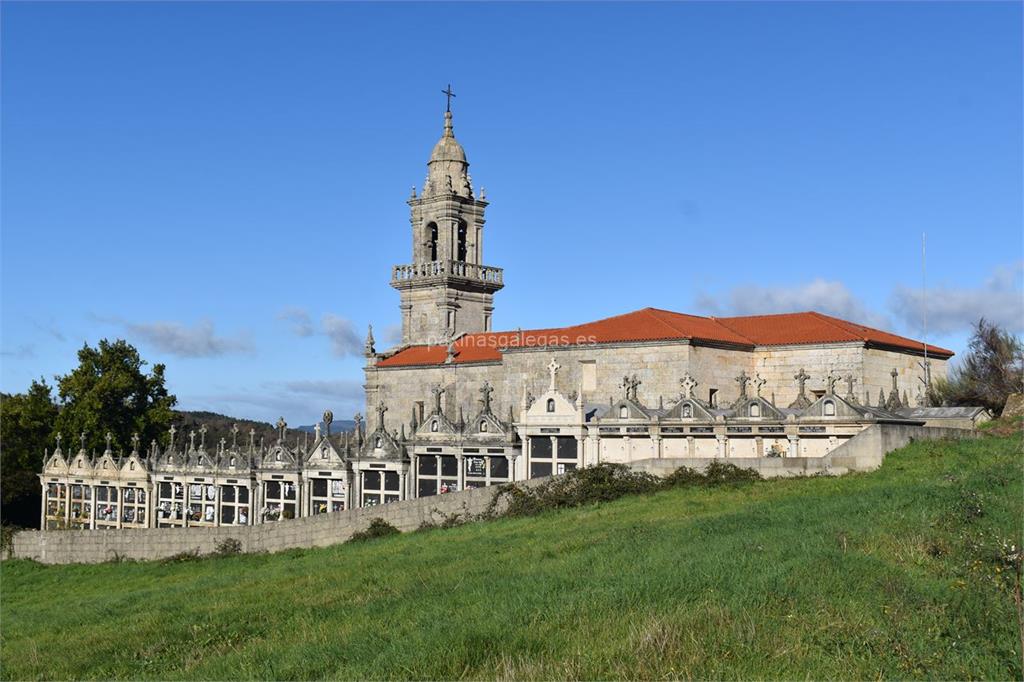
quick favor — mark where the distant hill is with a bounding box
[173,410,353,450]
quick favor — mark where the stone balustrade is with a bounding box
[391,260,503,286]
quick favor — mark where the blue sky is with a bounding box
[2,1,1021,424]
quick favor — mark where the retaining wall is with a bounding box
[9,478,547,565]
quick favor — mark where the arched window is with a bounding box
[276,452,282,462]
[130,461,135,470]
[321,448,328,459]
[480,421,488,432]
[431,420,438,432]
[230,457,237,466]
[427,222,438,261]
[102,461,107,469]
[619,405,629,419]
[457,221,467,262]
[682,404,692,418]
[823,400,836,416]
[375,437,382,448]
[749,403,761,417]
[546,399,556,413]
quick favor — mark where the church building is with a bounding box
[37,102,955,531]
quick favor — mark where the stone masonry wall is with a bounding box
[9,477,548,565]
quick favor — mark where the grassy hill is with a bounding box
[1,433,1020,680]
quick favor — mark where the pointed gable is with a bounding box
[800,393,867,419]
[664,397,715,421]
[43,450,69,475]
[119,453,148,479]
[600,398,651,421]
[305,436,346,466]
[731,396,785,421]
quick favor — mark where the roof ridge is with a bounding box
[707,316,758,345]
[636,308,702,339]
[806,311,864,342]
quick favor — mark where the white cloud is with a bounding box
[123,319,252,358]
[696,278,890,328]
[382,323,403,346]
[321,314,363,357]
[891,261,1024,335]
[180,378,365,425]
[277,307,314,337]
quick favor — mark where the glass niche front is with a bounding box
[262,480,298,521]
[529,436,578,478]
[156,481,186,527]
[310,477,346,514]
[416,452,511,497]
[69,483,92,529]
[361,470,400,506]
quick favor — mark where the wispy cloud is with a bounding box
[695,279,890,328]
[321,314,363,357]
[180,378,365,425]
[277,306,314,337]
[0,344,35,359]
[891,261,1024,335]
[30,318,66,342]
[382,323,403,346]
[123,319,252,358]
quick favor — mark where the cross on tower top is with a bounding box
[442,84,456,112]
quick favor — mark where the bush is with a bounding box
[701,461,762,486]
[348,518,400,543]
[213,537,243,556]
[661,466,706,488]
[488,464,662,518]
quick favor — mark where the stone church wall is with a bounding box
[752,344,864,406]
[862,348,948,407]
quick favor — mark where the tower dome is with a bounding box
[430,111,467,164]
[424,111,472,198]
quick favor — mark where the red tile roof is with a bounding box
[375,307,953,368]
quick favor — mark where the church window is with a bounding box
[431,420,439,432]
[375,436,382,448]
[457,221,468,262]
[480,421,488,432]
[276,452,282,462]
[321,448,328,459]
[547,399,556,413]
[77,459,83,467]
[619,405,629,418]
[427,223,438,261]
[230,457,237,466]
[130,461,135,470]
[824,400,836,416]
[682,404,692,418]
[749,403,760,418]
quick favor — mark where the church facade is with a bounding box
[38,105,954,531]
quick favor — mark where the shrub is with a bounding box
[701,461,761,486]
[488,464,662,518]
[348,518,400,543]
[213,537,243,556]
[661,466,705,488]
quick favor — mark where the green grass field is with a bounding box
[2,434,1021,680]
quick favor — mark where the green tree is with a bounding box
[53,340,177,454]
[0,379,59,509]
[929,318,1024,414]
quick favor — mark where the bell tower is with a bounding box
[391,97,503,346]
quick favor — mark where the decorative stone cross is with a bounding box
[131,432,140,452]
[735,371,750,401]
[680,374,698,399]
[845,375,857,400]
[480,381,494,412]
[188,430,196,451]
[198,424,208,449]
[547,358,560,391]
[620,374,641,401]
[55,432,63,450]
[219,437,226,454]
[794,368,810,395]
[323,409,334,436]
[353,413,363,436]
[169,425,177,448]
[431,385,446,414]
[248,427,256,450]
[79,432,86,451]
[104,431,113,451]
[231,423,239,448]
[376,400,388,429]
[890,368,899,391]
[753,373,766,397]
[276,417,287,442]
